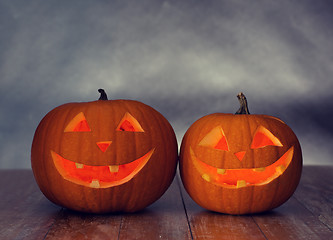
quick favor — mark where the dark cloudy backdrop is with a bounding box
[0,0,332,168]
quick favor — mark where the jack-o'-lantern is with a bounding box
[180,93,302,214]
[31,89,178,213]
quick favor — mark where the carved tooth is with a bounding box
[217,168,226,175]
[202,174,211,182]
[109,165,119,173]
[237,180,247,188]
[90,180,100,188]
[276,165,286,174]
[253,167,265,172]
[75,163,83,169]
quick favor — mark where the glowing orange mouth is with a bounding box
[191,147,294,188]
[51,149,154,188]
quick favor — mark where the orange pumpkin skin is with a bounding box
[31,99,178,213]
[180,113,302,215]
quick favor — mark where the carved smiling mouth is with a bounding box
[51,149,154,188]
[191,147,294,188]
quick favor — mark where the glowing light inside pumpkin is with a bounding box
[199,126,229,151]
[96,141,112,152]
[191,147,294,188]
[251,126,283,149]
[64,112,91,132]
[214,136,229,151]
[234,151,246,161]
[51,149,154,188]
[116,112,144,132]
[119,120,135,131]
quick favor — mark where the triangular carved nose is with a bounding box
[96,141,112,152]
[235,151,246,161]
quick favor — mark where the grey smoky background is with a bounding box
[0,0,332,168]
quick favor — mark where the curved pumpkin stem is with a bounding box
[98,89,108,100]
[235,92,250,114]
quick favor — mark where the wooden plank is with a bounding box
[44,210,122,239]
[118,178,192,240]
[177,175,267,240]
[293,165,333,230]
[253,196,333,240]
[0,170,60,240]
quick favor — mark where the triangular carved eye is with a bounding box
[64,112,91,132]
[116,112,144,132]
[199,126,229,151]
[251,126,283,149]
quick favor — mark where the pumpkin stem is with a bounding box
[235,92,250,114]
[98,89,108,100]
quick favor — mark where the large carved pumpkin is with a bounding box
[180,93,302,214]
[31,89,178,213]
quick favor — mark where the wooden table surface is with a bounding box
[0,166,332,240]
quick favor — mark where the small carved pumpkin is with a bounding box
[31,89,178,213]
[180,93,302,214]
